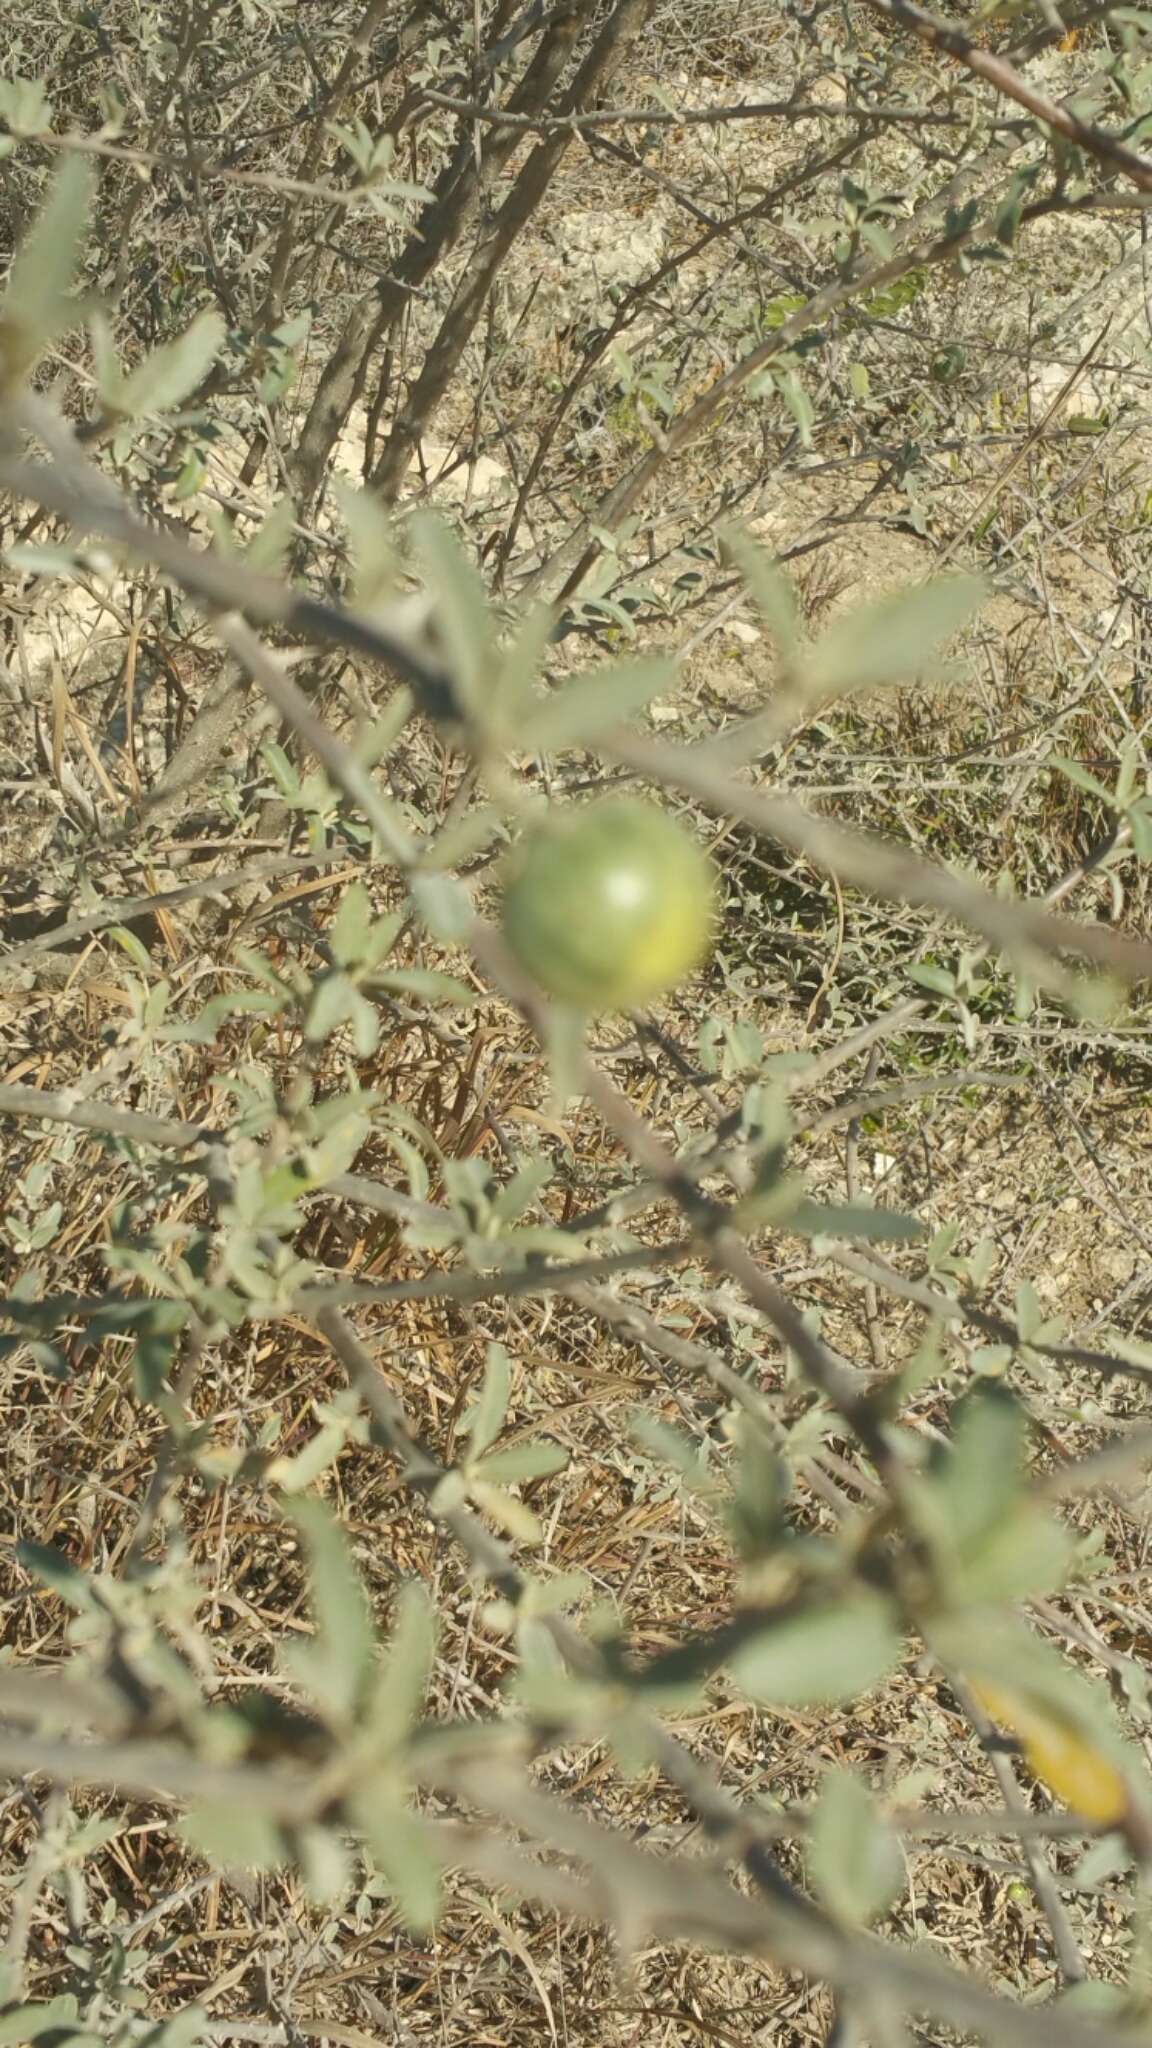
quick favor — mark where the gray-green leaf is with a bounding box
[364,1580,437,1756]
[117,308,226,416]
[803,575,985,699]
[409,512,492,720]
[2,156,93,377]
[524,656,674,752]
[722,522,799,653]
[180,1803,286,1872]
[809,1768,903,1925]
[351,1783,440,1930]
[785,1198,924,1246]
[280,1498,376,1726]
[475,1440,570,1484]
[730,1595,900,1707]
[933,1383,1027,1551]
[0,1999,86,2046]
[462,1342,512,1459]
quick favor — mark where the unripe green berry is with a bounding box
[500,796,717,1012]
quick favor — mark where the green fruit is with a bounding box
[500,796,716,1012]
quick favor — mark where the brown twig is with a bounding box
[861,0,1152,194]
[418,87,975,130]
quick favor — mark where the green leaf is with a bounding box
[630,1411,721,1499]
[280,1498,376,1726]
[727,1428,789,1559]
[2,155,93,378]
[408,869,474,942]
[261,739,301,799]
[351,1784,440,1930]
[1070,1835,1132,1889]
[730,1595,900,1707]
[971,1343,1013,1375]
[809,1769,903,1925]
[296,1826,354,1904]
[89,307,126,408]
[1050,755,1117,805]
[135,1326,179,1404]
[524,656,673,752]
[895,1319,946,1400]
[720,523,798,652]
[109,924,154,971]
[348,988,380,1057]
[467,1477,543,1545]
[785,1198,924,1245]
[1098,1328,1152,1369]
[958,1505,1072,1604]
[803,575,986,699]
[761,291,807,329]
[333,479,400,608]
[172,446,207,499]
[0,1998,87,2046]
[1114,739,1141,811]
[363,1580,437,1755]
[913,1387,1074,1602]
[931,1383,1027,1551]
[1128,802,1152,862]
[0,76,52,137]
[462,1342,511,1460]
[246,496,297,573]
[932,1614,1134,1771]
[475,1440,570,1484]
[180,1803,286,1871]
[1014,1280,1044,1345]
[305,971,355,1044]
[907,961,957,997]
[574,592,638,637]
[266,1418,349,1494]
[158,986,286,1044]
[117,308,226,416]
[490,1154,555,1225]
[409,511,492,720]
[493,602,556,724]
[373,1103,440,1198]
[16,1539,95,1610]
[329,881,373,967]
[139,2006,207,2048]
[370,966,475,1005]
[424,802,502,872]
[776,366,815,446]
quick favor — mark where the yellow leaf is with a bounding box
[972,1681,1129,1825]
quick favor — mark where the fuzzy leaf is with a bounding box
[181,1803,285,1871]
[786,1198,924,1245]
[409,512,492,719]
[462,1342,512,1459]
[525,656,674,752]
[364,1580,437,1755]
[1,155,93,378]
[1050,755,1116,805]
[117,308,226,416]
[730,1595,900,1707]
[280,1498,376,1726]
[809,1769,903,1925]
[803,575,985,698]
[475,1440,569,1484]
[352,1785,440,1930]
